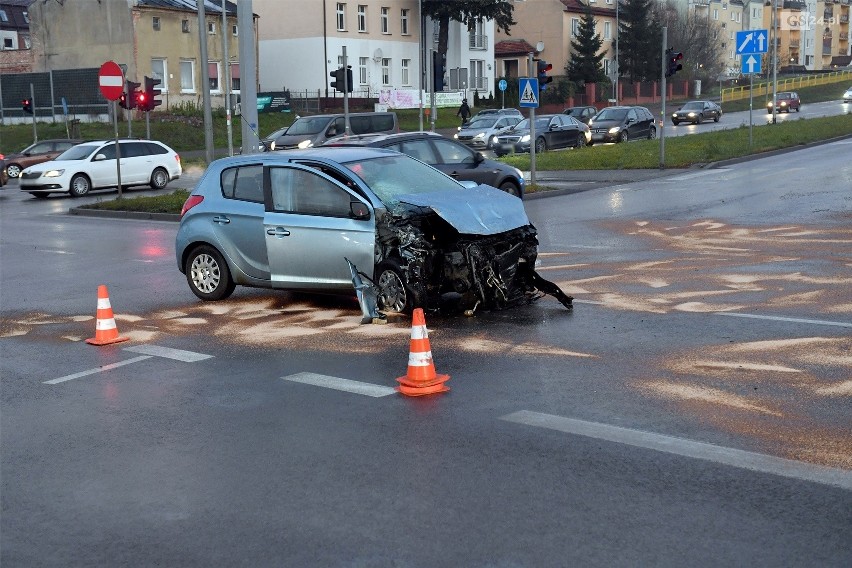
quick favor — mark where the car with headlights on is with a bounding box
[262,112,398,150]
[493,114,591,156]
[454,114,521,150]
[767,91,800,113]
[671,100,722,125]
[842,86,852,103]
[175,148,572,315]
[588,106,656,144]
[18,139,181,198]
[324,131,525,198]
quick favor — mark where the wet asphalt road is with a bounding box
[1,141,851,566]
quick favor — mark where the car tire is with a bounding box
[574,133,586,149]
[647,126,656,140]
[672,120,679,126]
[534,137,547,153]
[185,245,236,301]
[375,259,419,314]
[69,174,91,197]
[714,115,720,122]
[499,180,521,198]
[6,164,22,178]
[696,114,704,124]
[619,130,628,143]
[150,167,170,189]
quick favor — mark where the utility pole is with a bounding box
[615,0,619,105]
[771,0,778,125]
[528,53,536,186]
[660,27,667,169]
[197,0,214,162]
[222,0,233,156]
[343,46,351,135]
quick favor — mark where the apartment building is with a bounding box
[253,0,495,99]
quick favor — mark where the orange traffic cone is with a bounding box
[85,285,129,346]
[396,308,450,397]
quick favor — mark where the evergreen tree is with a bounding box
[618,0,661,83]
[566,8,606,85]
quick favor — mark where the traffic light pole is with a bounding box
[112,100,123,199]
[660,27,667,170]
[30,83,37,143]
[528,53,536,186]
[343,46,351,135]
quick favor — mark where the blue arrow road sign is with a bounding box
[741,54,762,75]
[736,29,769,54]
[498,79,507,92]
[519,78,539,108]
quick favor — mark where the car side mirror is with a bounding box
[94,153,107,161]
[350,201,370,220]
[627,118,636,124]
[473,152,485,164]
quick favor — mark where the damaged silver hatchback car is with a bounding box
[175,147,571,315]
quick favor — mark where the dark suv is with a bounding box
[323,131,525,198]
[588,106,656,144]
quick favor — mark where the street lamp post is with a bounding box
[615,0,619,104]
[419,0,424,131]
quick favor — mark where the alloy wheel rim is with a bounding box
[191,254,220,293]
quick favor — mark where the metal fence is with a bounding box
[0,68,108,124]
[721,70,852,103]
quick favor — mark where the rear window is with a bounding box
[145,142,169,155]
[349,114,395,134]
[221,165,264,203]
[121,142,151,158]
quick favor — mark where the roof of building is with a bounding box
[137,0,238,14]
[495,39,537,57]
[558,0,614,17]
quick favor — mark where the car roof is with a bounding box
[220,146,399,164]
[322,131,443,147]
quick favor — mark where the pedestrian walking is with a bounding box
[457,98,471,127]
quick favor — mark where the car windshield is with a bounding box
[564,108,586,117]
[594,108,628,121]
[681,102,704,110]
[343,154,463,207]
[778,93,792,99]
[285,117,331,135]
[265,127,289,139]
[465,117,498,129]
[55,145,99,161]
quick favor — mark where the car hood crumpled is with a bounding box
[396,185,529,235]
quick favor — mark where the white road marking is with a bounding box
[44,356,153,384]
[663,169,730,182]
[125,344,214,362]
[717,312,852,329]
[572,299,605,305]
[282,372,397,397]
[500,411,852,490]
[38,249,73,255]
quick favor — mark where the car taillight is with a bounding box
[175,153,181,164]
[180,195,204,218]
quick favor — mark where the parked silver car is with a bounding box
[454,114,522,150]
[175,148,572,314]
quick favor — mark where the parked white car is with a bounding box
[843,86,852,103]
[19,139,181,198]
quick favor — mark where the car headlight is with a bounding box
[608,127,621,134]
[780,102,787,107]
[269,141,276,151]
[453,133,459,139]
[492,135,499,144]
[672,113,677,118]
[687,112,696,117]
[520,134,530,143]
[297,140,313,149]
[44,169,65,178]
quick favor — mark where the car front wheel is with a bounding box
[150,167,170,189]
[375,259,419,313]
[499,180,521,198]
[574,133,586,148]
[619,130,628,143]
[185,245,236,301]
[535,137,547,153]
[647,126,656,140]
[6,164,22,178]
[69,174,91,197]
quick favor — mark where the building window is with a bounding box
[604,21,611,40]
[208,62,221,92]
[229,63,241,92]
[357,5,366,32]
[152,16,160,31]
[401,9,409,35]
[381,58,391,84]
[180,60,195,92]
[23,10,29,23]
[401,59,410,85]
[571,18,580,37]
[713,9,718,20]
[151,59,168,93]
[208,22,216,34]
[359,57,368,84]
[182,19,190,33]
[0,10,7,23]
[232,24,238,36]
[3,37,12,49]
[381,7,389,34]
[336,3,346,31]
[471,59,485,90]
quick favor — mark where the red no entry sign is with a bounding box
[98,61,124,101]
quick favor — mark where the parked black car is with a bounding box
[562,105,598,125]
[588,106,657,144]
[492,114,591,156]
[671,100,722,125]
[323,131,526,198]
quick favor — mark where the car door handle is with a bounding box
[266,227,291,237]
[449,172,459,177]
[212,215,230,224]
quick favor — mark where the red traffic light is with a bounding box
[22,98,33,115]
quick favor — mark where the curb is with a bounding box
[69,207,180,222]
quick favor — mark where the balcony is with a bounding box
[789,39,800,47]
[469,34,488,50]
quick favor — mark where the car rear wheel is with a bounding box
[6,164,22,178]
[535,137,547,153]
[69,174,91,197]
[185,245,236,301]
[499,180,521,197]
[619,130,628,143]
[150,167,169,189]
[376,259,419,313]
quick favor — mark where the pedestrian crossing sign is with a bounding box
[519,78,539,108]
